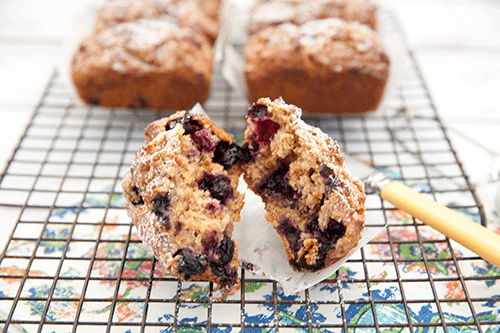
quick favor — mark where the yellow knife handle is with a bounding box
[380,180,500,267]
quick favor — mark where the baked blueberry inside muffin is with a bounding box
[242,97,366,272]
[122,110,244,290]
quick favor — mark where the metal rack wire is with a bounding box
[1,10,499,333]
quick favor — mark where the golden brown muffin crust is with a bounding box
[71,19,213,110]
[244,19,390,113]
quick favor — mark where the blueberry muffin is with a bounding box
[121,111,244,291]
[244,18,390,114]
[71,19,212,111]
[242,97,366,272]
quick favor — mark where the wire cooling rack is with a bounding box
[1,10,500,333]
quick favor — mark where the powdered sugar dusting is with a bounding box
[253,2,295,24]
[80,17,211,74]
[122,109,244,291]
[249,0,378,34]
[97,19,178,51]
[301,17,343,37]
[246,17,389,79]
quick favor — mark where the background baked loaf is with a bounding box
[72,0,222,110]
[244,18,390,114]
[249,0,377,34]
[71,19,213,110]
[94,0,220,44]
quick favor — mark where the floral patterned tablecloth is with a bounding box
[1,168,499,333]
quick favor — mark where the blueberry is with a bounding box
[319,163,340,192]
[203,232,234,265]
[292,255,325,272]
[208,176,233,204]
[205,202,218,214]
[89,98,100,106]
[175,221,183,234]
[129,96,148,109]
[240,141,259,164]
[247,103,268,119]
[202,231,218,252]
[191,128,216,153]
[219,266,238,289]
[319,218,346,253]
[277,215,342,272]
[152,192,171,229]
[176,239,237,286]
[278,214,325,272]
[251,118,280,146]
[202,232,237,287]
[214,233,235,266]
[183,118,203,135]
[213,141,242,170]
[165,113,202,134]
[210,260,226,277]
[246,103,280,146]
[198,174,211,191]
[286,216,347,272]
[174,248,207,279]
[165,113,189,131]
[130,186,144,205]
[256,160,297,202]
[165,113,216,152]
[277,216,302,252]
[301,216,346,270]
[198,172,233,205]
[136,96,148,108]
[305,216,320,235]
[307,216,346,250]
